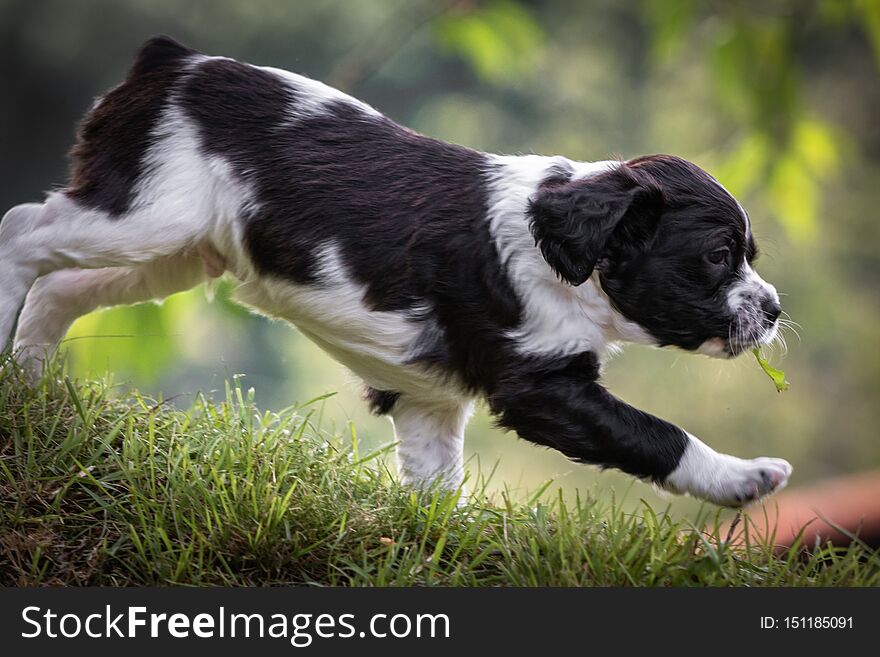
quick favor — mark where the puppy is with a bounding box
[0,36,791,506]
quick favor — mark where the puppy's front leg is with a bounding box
[390,397,474,492]
[489,364,791,507]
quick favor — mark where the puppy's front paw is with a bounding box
[714,457,792,507]
[663,435,793,508]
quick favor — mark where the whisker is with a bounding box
[775,331,788,357]
[780,310,801,328]
[777,318,802,343]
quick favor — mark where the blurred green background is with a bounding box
[2,0,879,516]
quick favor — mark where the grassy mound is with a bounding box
[1,360,877,586]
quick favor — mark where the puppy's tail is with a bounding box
[130,35,198,79]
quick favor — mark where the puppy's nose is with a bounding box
[761,297,781,325]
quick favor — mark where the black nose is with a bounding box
[761,297,781,326]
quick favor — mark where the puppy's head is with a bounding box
[529,154,780,357]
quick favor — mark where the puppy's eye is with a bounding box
[706,248,730,266]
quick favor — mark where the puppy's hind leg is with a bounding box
[0,203,50,352]
[0,193,210,354]
[12,248,221,377]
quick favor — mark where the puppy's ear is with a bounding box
[528,165,663,286]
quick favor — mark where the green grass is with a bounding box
[1,359,878,586]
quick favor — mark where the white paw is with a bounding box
[710,456,792,507]
[663,435,793,508]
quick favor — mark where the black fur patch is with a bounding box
[539,158,575,188]
[363,387,400,416]
[66,36,195,216]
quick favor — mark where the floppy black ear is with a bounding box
[528,165,662,286]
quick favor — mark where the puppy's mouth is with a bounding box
[725,316,780,358]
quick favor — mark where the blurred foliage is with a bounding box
[437,0,544,82]
[645,0,850,241]
[2,0,879,515]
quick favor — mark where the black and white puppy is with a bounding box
[0,37,791,507]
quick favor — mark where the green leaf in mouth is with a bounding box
[752,348,790,393]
